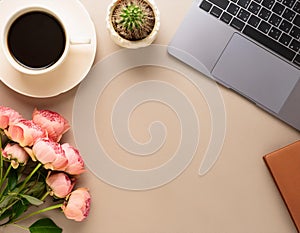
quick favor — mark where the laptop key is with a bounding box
[237,0,250,8]
[248,14,261,27]
[268,13,282,26]
[199,0,213,12]
[220,12,233,23]
[272,2,285,15]
[290,26,300,39]
[227,3,240,15]
[258,20,271,33]
[210,6,223,18]
[282,8,296,21]
[230,17,245,30]
[259,7,271,20]
[282,0,296,8]
[248,1,261,14]
[269,26,282,39]
[237,8,251,21]
[293,1,300,13]
[293,15,300,27]
[289,39,300,52]
[279,33,292,45]
[207,0,229,10]
[243,25,296,61]
[262,0,275,9]
[279,19,293,32]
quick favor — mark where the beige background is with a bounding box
[1,0,300,232]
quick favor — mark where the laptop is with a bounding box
[168,0,300,131]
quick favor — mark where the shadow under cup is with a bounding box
[5,9,67,74]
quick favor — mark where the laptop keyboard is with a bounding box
[199,0,300,68]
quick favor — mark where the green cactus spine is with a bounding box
[111,0,155,41]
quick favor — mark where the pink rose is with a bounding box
[46,172,74,198]
[0,106,22,129]
[6,120,47,147]
[32,138,68,171]
[32,109,70,142]
[62,188,91,222]
[62,143,85,175]
[2,143,29,168]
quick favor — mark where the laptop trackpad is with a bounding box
[212,33,299,113]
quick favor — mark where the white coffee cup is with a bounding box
[2,7,91,76]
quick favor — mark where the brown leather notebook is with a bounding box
[264,140,300,232]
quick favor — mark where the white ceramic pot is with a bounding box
[106,0,160,49]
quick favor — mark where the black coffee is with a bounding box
[7,11,66,69]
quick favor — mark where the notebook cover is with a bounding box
[264,140,300,232]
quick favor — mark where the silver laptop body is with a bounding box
[168,0,300,131]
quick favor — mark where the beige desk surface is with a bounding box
[1,0,300,232]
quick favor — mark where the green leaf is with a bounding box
[19,194,43,206]
[10,199,29,221]
[7,169,18,191]
[29,218,62,233]
[23,181,46,198]
[0,208,12,221]
[0,195,15,209]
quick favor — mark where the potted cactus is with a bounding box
[106,0,160,49]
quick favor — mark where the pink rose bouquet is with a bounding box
[0,106,91,233]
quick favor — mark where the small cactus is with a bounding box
[111,0,155,41]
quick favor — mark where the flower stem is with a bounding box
[18,163,42,193]
[1,164,11,185]
[0,164,12,197]
[40,190,50,201]
[11,203,63,224]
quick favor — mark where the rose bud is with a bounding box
[0,106,23,129]
[62,188,91,222]
[62,143,85,175]
[32,109,70,142]
[6,120,47,147]
[46,172,74,198]
[32,138,68,171]
[2,143,29,168]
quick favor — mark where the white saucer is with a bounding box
[0,0,97,98]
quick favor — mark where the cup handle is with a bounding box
[70,38,91,45]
